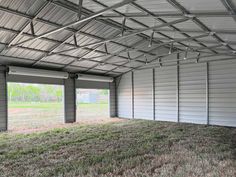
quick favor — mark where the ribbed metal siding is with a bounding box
[7,75,64,85]
[76,80,109,89]
[64,78,76,123]
[179,63,207,124]
[133,69,153,120]
[209,60,236,127]
[109,82,117,117]
[0,70,7,131]
[155,66,178,122]
[117,73,132,118]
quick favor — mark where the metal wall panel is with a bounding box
[116,58,236,127]
[117,72,132,118]
[179,63,207,124]
[0,68,7,131]
[109,82,117,117]
[76,80,109,89]
[155,66,178,122]
[133,69,153,120]
[209,60,236,127]
[7,75,64,85]
[64,78,76,123]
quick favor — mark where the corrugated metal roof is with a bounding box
[177,0,227,12]
[0,0,235,76]
[136,0,179,13]
[199,17,236,30]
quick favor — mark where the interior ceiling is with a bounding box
[0,0,236,77]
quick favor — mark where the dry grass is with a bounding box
[0,119,236,177]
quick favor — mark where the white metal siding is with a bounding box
[179,63,207,124]
[155,66,178,122]
[209,60,236,127]
[0,70,7,131]
[116,59,236,128]
[64,78,76,123]
[117,73,132,118]
[133,69,153,120]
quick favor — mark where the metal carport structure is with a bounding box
[1,0,236,131]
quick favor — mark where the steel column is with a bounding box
[0,67,7,131]
[177,54,180,123]
[131,71,134,119]
[206,62,209,125]
[153,68,156,120]
[64,77,76,123]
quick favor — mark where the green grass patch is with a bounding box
[8,102,63,109]
[8,102,108,109]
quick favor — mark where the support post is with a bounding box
[153,68,156,120]
[206,62,209,125]
[64,77,76,123]
[177,54,180,123]
[131,71,134,119]
[109,81,117,117]
[0,67,7,131]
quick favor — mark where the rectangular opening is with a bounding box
[76,89,109,123]
[8,83,64,131]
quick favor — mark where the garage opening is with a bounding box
[8,83,64,131]
[76,89,109,123]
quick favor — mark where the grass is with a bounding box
[8,102,108,109]
[8,102,109,130]
[9,102,63,109]
[0,120,236,177]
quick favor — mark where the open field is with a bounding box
[9,102,108,110]
[8,102,109,131]
[76,102,109,121]
[0,120,235,177]
[8,102,64,131]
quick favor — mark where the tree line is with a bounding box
[8,83,63,102]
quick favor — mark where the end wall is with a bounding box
[116,59,236,127]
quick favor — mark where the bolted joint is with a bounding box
[209,32,216,36]
[221,42,228,46]
[184,14,196,19]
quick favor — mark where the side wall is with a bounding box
[179,63,207,124]
[116,59,236,127]
[209,60,236,127]
[7,77,113,124]
[0,71,115,131]
[117,72,133,118]
[133,69,153,120]
[155,66,177,122]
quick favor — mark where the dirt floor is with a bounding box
[0,119,236,177]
